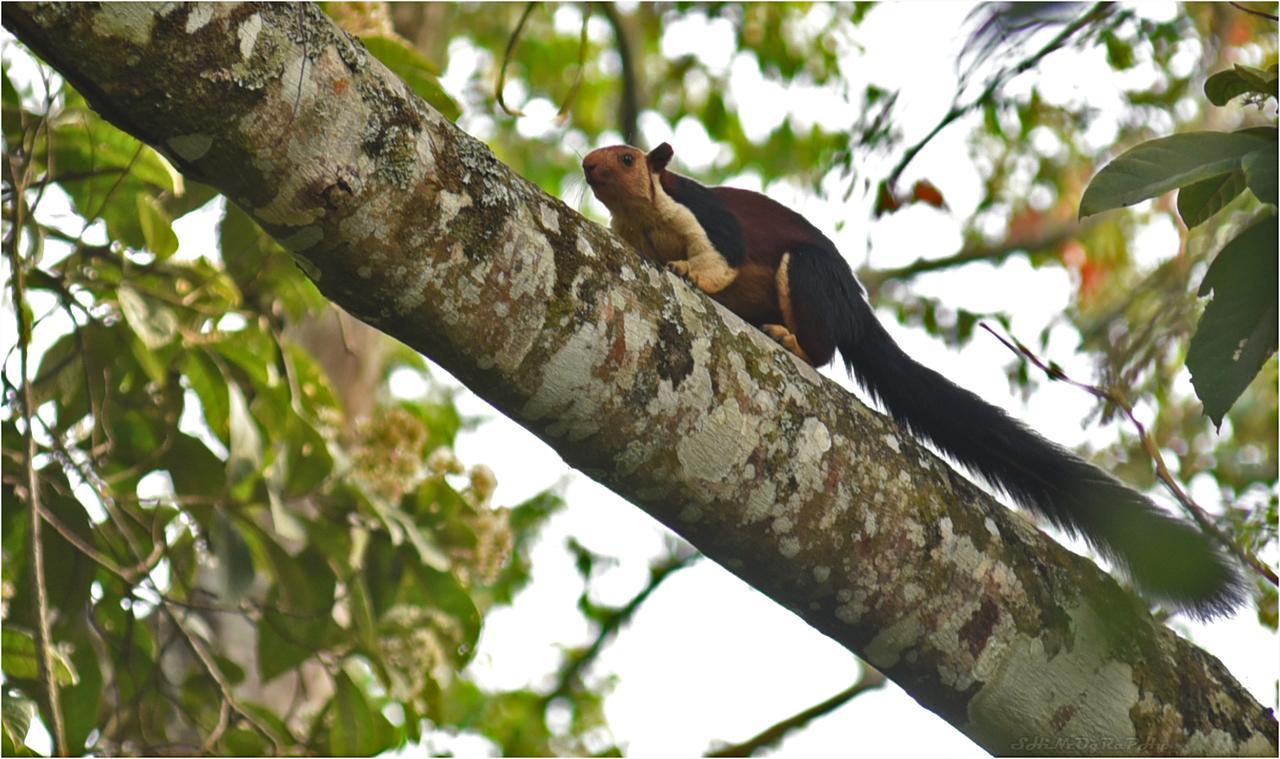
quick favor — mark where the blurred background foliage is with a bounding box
[1,1,1276,756]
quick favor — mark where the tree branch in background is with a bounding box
[886,2,1112,189]
[549,547,699,701]
[982,323,1279,588]
[496,3,537,117]
[600,2,641,144]
[860,218,1094,294]
[706,668,888,757]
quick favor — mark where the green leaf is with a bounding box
[227,382,263,487]
[1243,141,1278,206]
[266,449,307,542]
[211,512,257,600]
[136,193,180,260]
[60,628,104,753]
[2,67,24,148]
[221,727,269,757]
[162,179,222,221]
[387,510,451,571]
[1187,215,1279,428]
[128,333,169,385]
[1080,131,1273,218]
[402,399,463,447]
[1102,31,1134,70]
[2,692,35,755]
[1,628,79,685]
[258,608,326,683]
[1206,68,1256,106]
[32,330,89,423]
[347,577,381,655]
[281,419,334,498]
[361,36,461,121]
[164,433,226,497]
[1176,170,1247,228]
[1205,64,1279,106]
[117,285,178,349]
[329,668,398,756]
[183,350,231,444]
[211,326,278,389]
[253,539,337,682]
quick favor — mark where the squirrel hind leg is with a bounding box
[762,324,813,364]
[775,252,836,366]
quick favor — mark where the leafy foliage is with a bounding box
[1080,60,1277,426]
[0,46,587,757]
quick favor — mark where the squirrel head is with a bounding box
[582,143,673,211]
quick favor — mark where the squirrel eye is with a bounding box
[621,154,635,167]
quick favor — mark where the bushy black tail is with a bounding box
[790,249,1246,618]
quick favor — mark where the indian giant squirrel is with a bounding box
[582,141,1244,618]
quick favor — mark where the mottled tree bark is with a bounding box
[5,4,1273,755]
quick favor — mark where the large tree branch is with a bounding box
[4,4,1273,755]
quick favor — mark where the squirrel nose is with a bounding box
[582,159,599,182]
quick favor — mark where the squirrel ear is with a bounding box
[646,143,673,171]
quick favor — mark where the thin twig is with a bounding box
[706,668,888,757]
[496,3,537,117]
[160,602,287,754]
[31,499,152,584]
[4,92,69,758]
[16,386,148,563]
[0,167,128,197]
[547,549,698,700]
[200,698,231,755]
[85,142,143,242]
[981,323,1278,587]
[554,4,591,125]
[1228,2,1279,21]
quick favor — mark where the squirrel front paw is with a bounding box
[668,257,737,294]
[667,260,693,280]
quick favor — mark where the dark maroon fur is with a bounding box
[648,170,1244,618]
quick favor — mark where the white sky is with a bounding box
[3,2,1275,756]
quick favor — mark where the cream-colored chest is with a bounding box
[609,182,719,265]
